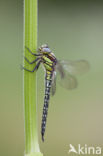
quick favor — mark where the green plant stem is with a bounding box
[24,0,43,156]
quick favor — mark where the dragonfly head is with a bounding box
[38,44,51,54]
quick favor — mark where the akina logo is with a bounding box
[68,144,102,155]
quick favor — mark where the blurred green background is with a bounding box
[0,0,103,156]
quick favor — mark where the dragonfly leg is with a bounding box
[24,57,40,64]
[36,61,41,70]
[25,46,41,56]
[22,61,41,72]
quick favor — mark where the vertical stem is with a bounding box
[24,0,43,156]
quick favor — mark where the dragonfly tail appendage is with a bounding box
[41,72,53,142]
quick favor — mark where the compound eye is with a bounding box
[43,48,51,53]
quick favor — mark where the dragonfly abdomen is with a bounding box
[41,71,53,141]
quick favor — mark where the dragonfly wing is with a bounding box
[51,71,56,96]
[58,72,78,89]
[56,62,78,89]
[58,60,90,75]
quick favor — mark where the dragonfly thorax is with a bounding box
[42,51,57,72]
[38,44,57,72]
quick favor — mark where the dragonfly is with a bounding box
[23,44,89,142]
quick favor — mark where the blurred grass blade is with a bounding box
[24,0,43,156]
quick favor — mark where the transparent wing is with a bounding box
[58,72,78,89]
[58,60,90,75]
[51,71,56,96]
[56,62,78,89]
